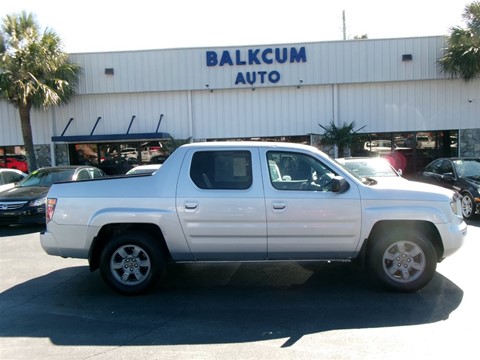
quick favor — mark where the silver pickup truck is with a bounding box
[40,142,467,294]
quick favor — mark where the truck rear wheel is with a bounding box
[100,231,165,295]
[368,230,437,292]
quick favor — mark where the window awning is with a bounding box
[51,115,171,143]
[51,132,171,143]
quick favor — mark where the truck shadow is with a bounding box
[0,262,463,347]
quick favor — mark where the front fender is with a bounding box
[359,203,453,248]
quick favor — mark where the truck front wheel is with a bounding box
[368,230,437,292]
[100,231,165,295]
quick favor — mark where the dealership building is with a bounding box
[1,35,479,175]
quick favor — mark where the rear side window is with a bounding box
[2,172,23,184]
[75,169,91,181]
[190,151,252,190]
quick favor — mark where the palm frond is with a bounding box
[439,2,480,81]
[318,121,366,157]
[0,12,80,108]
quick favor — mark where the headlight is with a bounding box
[29,196,47,207]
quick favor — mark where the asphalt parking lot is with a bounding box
[1,220,479,360]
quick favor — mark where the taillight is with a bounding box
[46,198,57,223]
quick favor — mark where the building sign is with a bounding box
[206,47,307,86]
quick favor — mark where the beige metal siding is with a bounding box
[0,102,23,146]
[70,36,446,94]
[1,36,478,147]
[338,79,480,133]
[73,48,203,94]
[51,92,191,139]
[191,85,333,139]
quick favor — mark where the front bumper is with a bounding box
[439,218,468,259]
[0,208,45,225]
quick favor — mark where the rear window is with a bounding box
[190,151,252,190]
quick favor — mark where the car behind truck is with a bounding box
[40,142,467,294]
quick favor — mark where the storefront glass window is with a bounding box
[0,146,28,173]
[69,141,168,175]
[351,130,458,178]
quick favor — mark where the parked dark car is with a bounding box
[0,166,105,226]
[98,156,138,175]
[149,154,169,164]
[416,157,480,219]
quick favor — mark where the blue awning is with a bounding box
[52,115,170,143]
[51,132,171,143]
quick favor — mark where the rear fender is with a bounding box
[87,207,194,265]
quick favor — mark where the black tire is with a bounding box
[461,192,476,219]
[368,230,437,292]
[100,231,165,295]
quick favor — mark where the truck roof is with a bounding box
[179,141,317,151]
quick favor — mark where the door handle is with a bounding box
[184,202,198,212]
[272,202,286,211]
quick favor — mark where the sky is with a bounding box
[0,0,472,53]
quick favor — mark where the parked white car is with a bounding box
[336,157,406,183]
[126,164,162,175]
[0,168,28,192]
[363,140,409,154]
[120,148,138,158]
[415,134,436,149]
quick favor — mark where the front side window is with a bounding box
[425,160,441,175]
[438,160,454,175]
[190,151,252,190]
[427,159,452,175]
[267,151,337,191]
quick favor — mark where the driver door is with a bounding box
[262,150,362,259]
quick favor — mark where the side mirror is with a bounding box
[331,176,350,193]
[442,173,455,182]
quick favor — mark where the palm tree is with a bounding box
[0,12,80,171]
[319,121,366,158]
[439,1,480,81]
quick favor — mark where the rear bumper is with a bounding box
[40,223,91,259]
[40,230,62,256]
